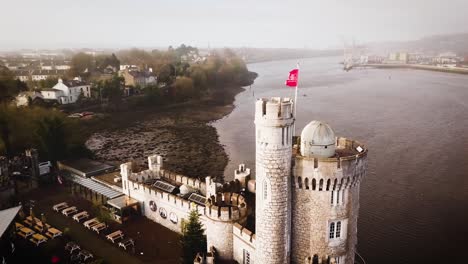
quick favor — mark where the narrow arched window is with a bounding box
[263,180,268,200]
[312,178,316,190]
[298,177,302,189]
[305,178,309,190]
[319,179,324,191]
[330,191,334,205]
[326,179,331,191]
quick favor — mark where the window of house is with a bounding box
[243,249,250,264]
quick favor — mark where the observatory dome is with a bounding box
[300,120,336,158]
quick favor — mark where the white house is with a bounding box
[40,89,65,103]
[51,79,91,104]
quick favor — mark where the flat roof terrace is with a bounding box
[58,159,115,178]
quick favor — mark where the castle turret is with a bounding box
[205,192,248,261]
[254,97,294,264]
[291,121,368,264]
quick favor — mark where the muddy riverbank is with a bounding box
[85,86,244,181]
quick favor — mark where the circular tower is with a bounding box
[255,97,294,264]
[205,192,248,261]
[291,121,368,264]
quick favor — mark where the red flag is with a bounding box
[285,68,299,87]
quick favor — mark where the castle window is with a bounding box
[330,191,334,205]
[336,221,341,238]
[319,179,323,191]
[298,177,302,189]
[305,178,309,190]
[329,222,335,239]
[243,249,250,264]
[312,178,316,190]
[282,127,285,145]
[329,220,343,240]
[336,191,340,205]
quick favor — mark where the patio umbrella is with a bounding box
[29,207,36,227]
[18,204,25,220]
[41,213,47,232]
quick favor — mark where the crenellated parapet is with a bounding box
[205,192,248,223]
[255,97,294,128]
[233,223,256,247]
[293,137,368,192]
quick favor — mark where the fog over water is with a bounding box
[213,56,468,263]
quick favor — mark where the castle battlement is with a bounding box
[233,223,256,246]
[205,192,247,222]
[255,97,294,125]
[293,137,368,191]
[159,169,206,195]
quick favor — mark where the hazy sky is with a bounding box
[1,0,468,50]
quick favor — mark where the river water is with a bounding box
[213,56,468,264]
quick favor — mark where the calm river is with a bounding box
[213,56,468,264]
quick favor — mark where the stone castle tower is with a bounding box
[253,97,367,264]
[255,97,295,264]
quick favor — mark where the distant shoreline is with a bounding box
[360,63,468,75]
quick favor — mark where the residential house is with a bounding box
[119,69,157,88]
[50,78,91,104]
[30,70,66,81]
[14,70,31,82]
[38,78,91,104]
[15,91,44,107]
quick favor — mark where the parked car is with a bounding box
[68,113,83,118]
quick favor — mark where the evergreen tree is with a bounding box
[180,209,207,264]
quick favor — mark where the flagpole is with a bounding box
[294,63,299,136]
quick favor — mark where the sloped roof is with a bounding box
[0,205,21,238]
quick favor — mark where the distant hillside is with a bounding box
[232,48,341,63]
[368,33,468,55]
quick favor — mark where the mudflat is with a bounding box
[85,86,244,181]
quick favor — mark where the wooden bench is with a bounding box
[62,206,77,217]
[45,228,62,239]
[106,230,124,243]
[72,211,89,222]
[92,223,107,234]
[52,202,68,212]
[83,218,100,229]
